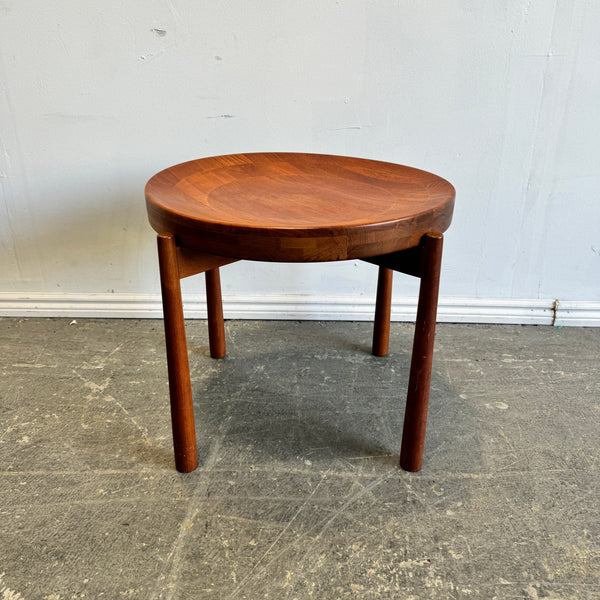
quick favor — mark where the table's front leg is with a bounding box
[365,232,444,471]
[157,237,239,472]
[400,232,443,471]
[157,233,198,472]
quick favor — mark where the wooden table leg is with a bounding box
[205,268,226,359]
[157,233,198,473]
[400,233,443,471]
[372,267,393,356]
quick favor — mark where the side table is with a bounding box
[145,153,455,473]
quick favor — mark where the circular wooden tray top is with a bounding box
[145,152,455,262]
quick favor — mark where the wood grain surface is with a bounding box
[146,152,455,262]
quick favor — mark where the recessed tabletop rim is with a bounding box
[145,152,455,262]
[145,152,455,232]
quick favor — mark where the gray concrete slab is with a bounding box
[0,318,598,599]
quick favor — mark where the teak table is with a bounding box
[145,153,455,473]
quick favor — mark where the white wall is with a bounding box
[1,1,598,324]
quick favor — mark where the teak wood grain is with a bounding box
[156,233,197,472]
[146,153,455,262]
[147,153,455,474]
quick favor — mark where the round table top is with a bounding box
[145,152,455,262]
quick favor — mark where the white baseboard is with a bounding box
[553,301,600,327]
[1,292,598,326]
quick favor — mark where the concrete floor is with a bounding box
[0,318,598,599]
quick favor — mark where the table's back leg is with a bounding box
[400,232,443,471]
[372,267,393,356]
[205,268,226,358]
[157,233,198,472]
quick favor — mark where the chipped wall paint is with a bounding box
[0,1,598,308]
